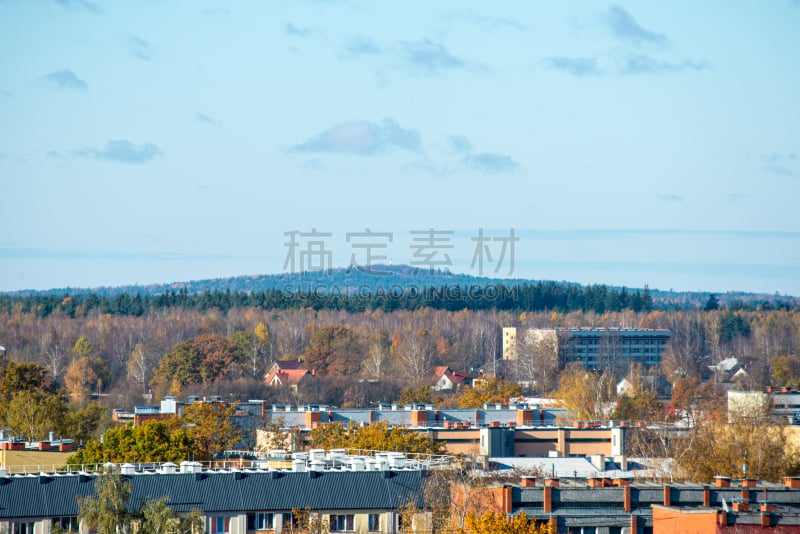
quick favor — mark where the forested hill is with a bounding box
[3,265,798,312]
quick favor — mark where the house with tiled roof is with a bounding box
[432,366,481,392]
[264,360,313,391]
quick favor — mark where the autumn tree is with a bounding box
[398,385,441,406]
[68,420,201,466]
[78,468,133,534]
[555,364,616,421]
[304,325,364,376]
[465,511,551,534]
[181,401,242,457]
[0,360,53,417]
[287,507,329,534]
[396,329,434,384]
[5,390,68,441]
[613,364,665,422]
[127,343,156,393]
[255,321,272,363]
[65,356,112,400]
[361,331,390,381]
[150,334,239,397]
[227,330,263,379]
[673,407,799,482]
[309,421,445,455]
[670,376,722,427]
[511,331,559,393]
[39,326,70,383]
[138,497,181,534]
[72,335,94,360]
[457,378,522,408]
[64,401,108,445]
[770,354,800,389]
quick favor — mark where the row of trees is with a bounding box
[78,469,204,534]
[68,401,241,466]
[0,359,107,442]
[2,282,659,318]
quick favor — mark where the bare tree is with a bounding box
[397,329,433,384]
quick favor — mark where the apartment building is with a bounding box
[0,457,426,534]
[502,327,670,371]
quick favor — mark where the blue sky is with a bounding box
[1,1,799,295]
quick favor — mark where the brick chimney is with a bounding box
[520,476,536,488]
[663,485,671,506]
[715,476,731,488]
[718,511,727,526]
[785,476,800,489]
[544,486,553,513]
[517,409,533,426]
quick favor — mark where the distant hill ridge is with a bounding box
[4,265,797,309]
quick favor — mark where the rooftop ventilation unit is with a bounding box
[120,463,136,476]
[180,461,202,474]
[161,462,177,474]
[292,459,307,473]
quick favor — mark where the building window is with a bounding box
[208,516,230,534]
[12,523,35,534]
[53,517,79,532]
[368,514,381,531]
[247,512,275,531]
[329,514,354,532]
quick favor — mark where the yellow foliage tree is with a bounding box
[465,511,551,534]
[555,363,616,421]
[674,408,799,483]
[457,378,522,408]
[309,421,444,455]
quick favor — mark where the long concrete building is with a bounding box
[260,404,627,459]
[502,327,670,371]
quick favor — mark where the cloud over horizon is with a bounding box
[543,56,603,77]
[290,119,422,155]
[400,39,483,76]
[285,23,313,37]
[129,35,155,61]
[621,54,709,75]
[54,0,100,13]
[462,152,520,174]
[73,140,163,164]
[343,36,382,57]
[606,5,668,47]
[42,69,88,91]
[195,112,218,126]
[449,135,473,154]
[446,10,526,32]
[657,193,684,203]
[763,153,797,177]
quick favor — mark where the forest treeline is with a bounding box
[4,283,673,317]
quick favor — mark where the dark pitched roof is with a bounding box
[0,470,424,519]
